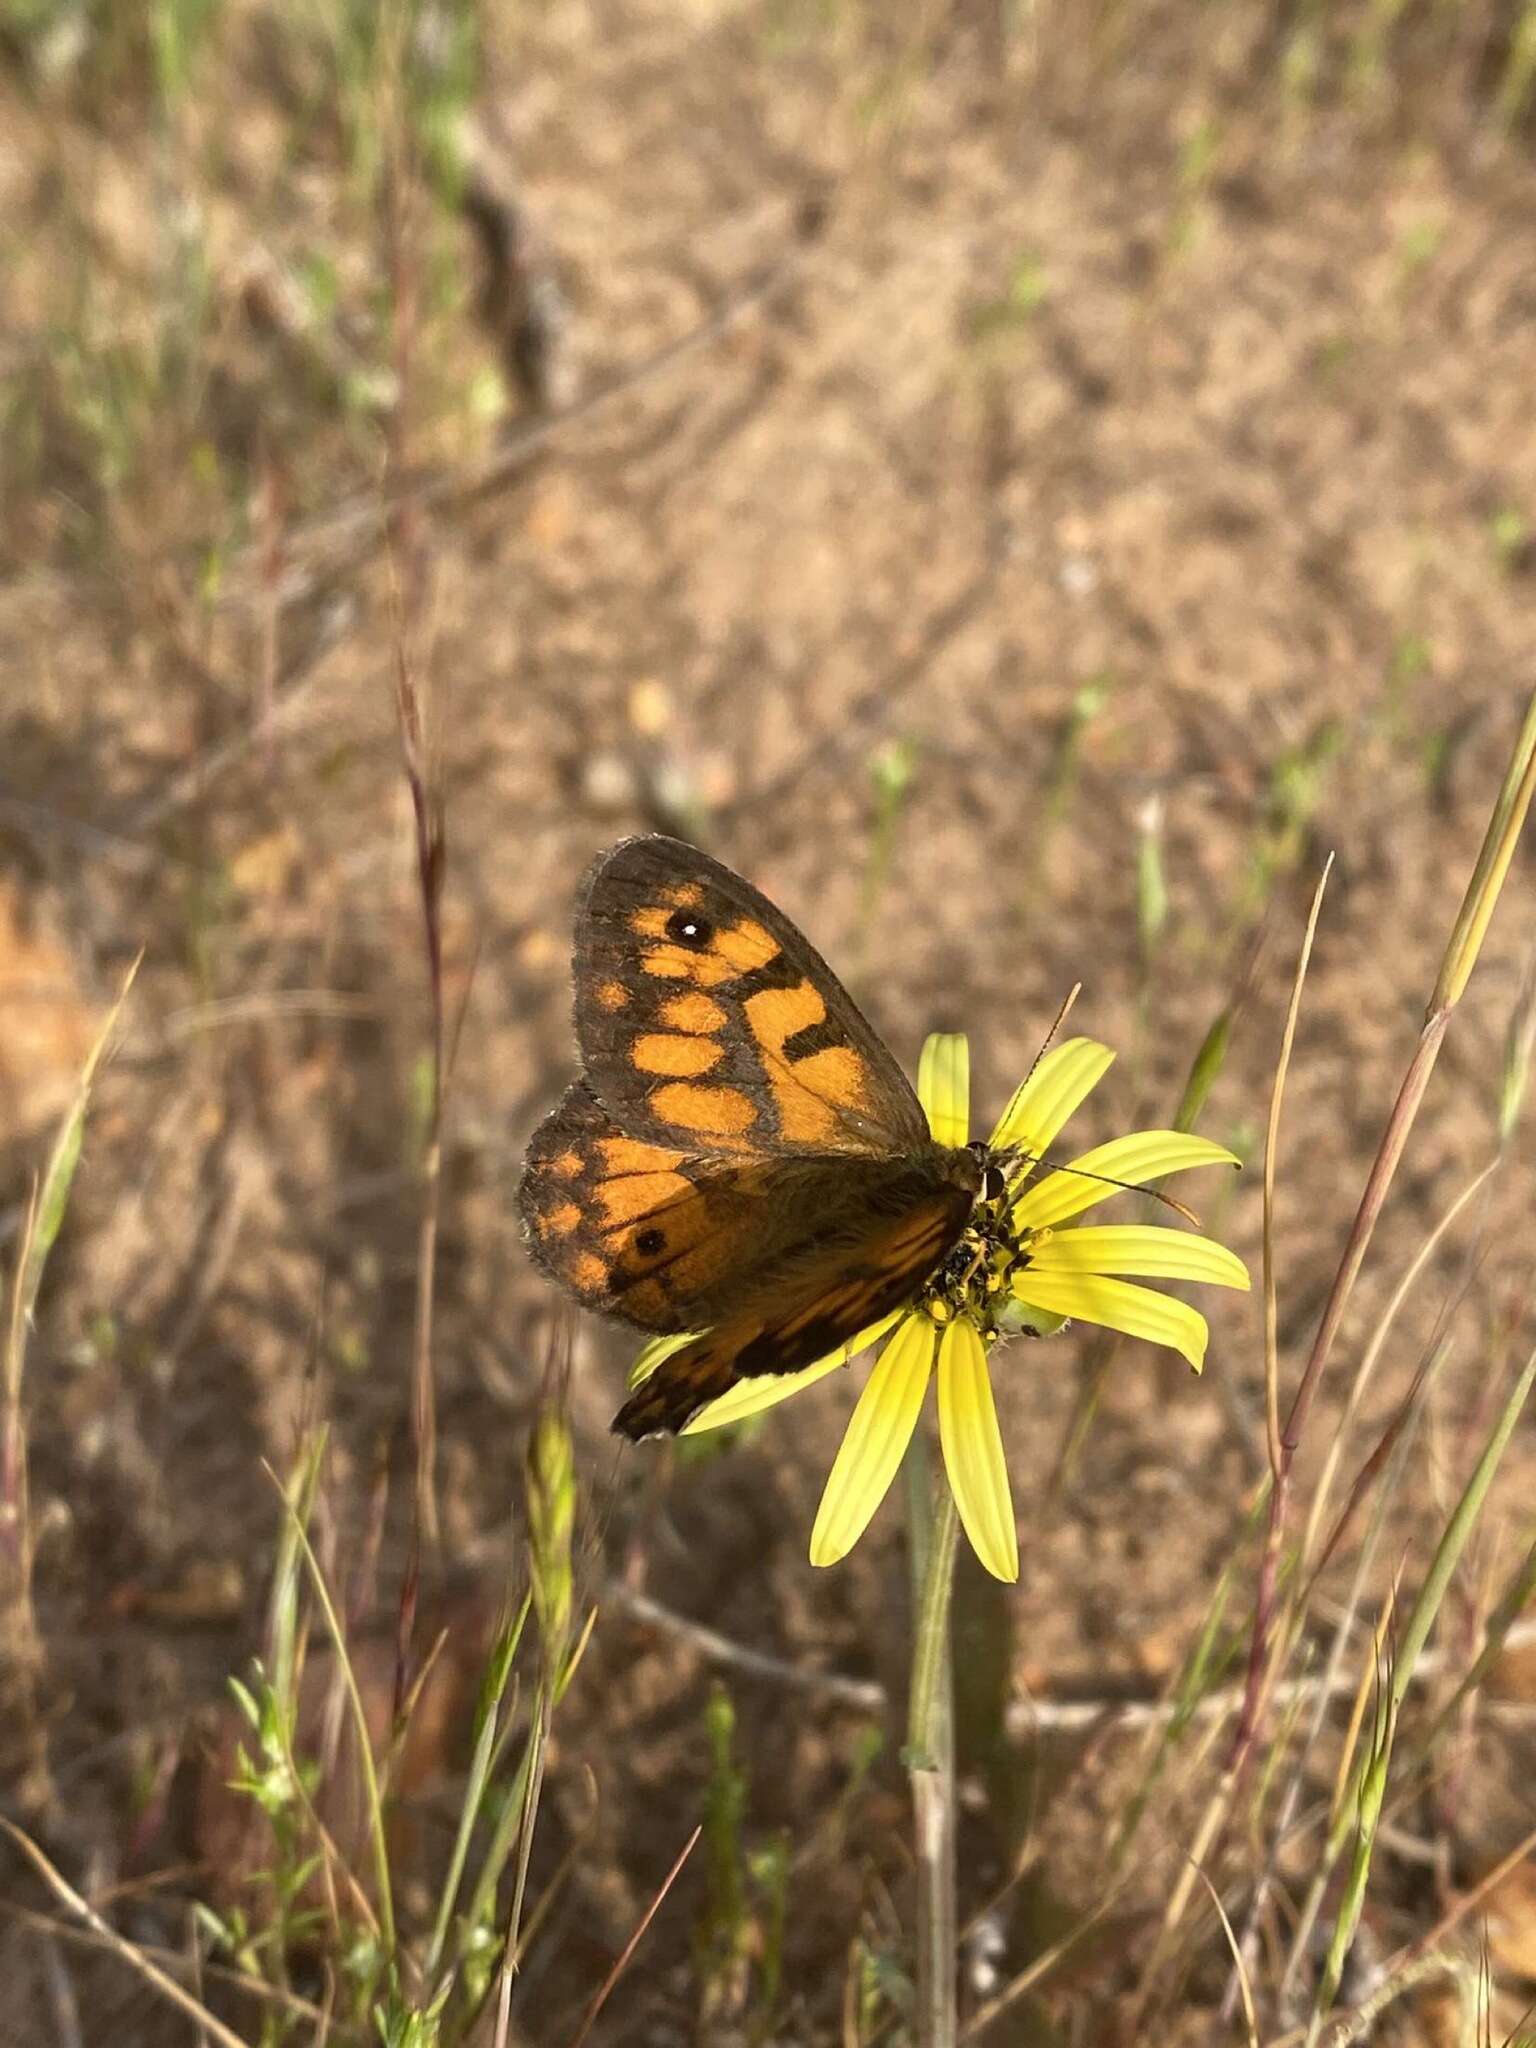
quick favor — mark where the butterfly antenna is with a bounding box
[1000,1143,1204,1225]
[1018,982,1083,1091]
[996,993,1213,1228]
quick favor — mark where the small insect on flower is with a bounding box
[519,837,1249,1582]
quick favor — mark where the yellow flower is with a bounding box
[641,1034,1249,1583]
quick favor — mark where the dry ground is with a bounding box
[3,3,1536,2042]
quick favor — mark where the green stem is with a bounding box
[905,1443,959,2048]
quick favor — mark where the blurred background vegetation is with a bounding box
[3,1,1536,2042]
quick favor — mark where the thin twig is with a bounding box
[565,1824,702,2048]
[1262,864,1331,1463]
[1234,857,1333,1762]
[1309,1345,1536,2026]
[227,219,822,615]
[39,1931,84,2048]
[264,1462,397,1960]
[391,607,445,1560]
[1298,1162,1500,1583]
[1267,1430,1422,2008]
[255,440,286,775]
[0,789,202,872]
[957,1892,1121,2042]
[1,1180,40,1593]
[1001,1616,1536,1735]
[160,1170,251,1372]
[492,1692,547,2048]
[383,77,446,1574]
[1385,1811,1536,1981]
[1263,1952,1477,2047]
[122,646,343,841]
[0,1899,338,2031]
[1194,1861,1259,2048]
[154,990,383,1042]
[1235,688,1536,1774]
[606,1583,886,1712]
[1224,1166,1494,2022]
[0,1820,249,2048]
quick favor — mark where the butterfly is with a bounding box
[517,836,985,1439]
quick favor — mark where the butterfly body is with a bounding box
[518,837,983,1437]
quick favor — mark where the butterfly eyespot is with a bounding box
[664,908,713,950]
[636,1226,666,1256]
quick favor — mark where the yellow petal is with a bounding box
[1026,1225,1250,1290]
[1013,1131,1239,1230]
[1011,1270,1210,1371]
[936,1320,1019,1582]
[989,1037,1115,1157]
[681,1314,903,1434]
[918,1033,970,1149]
[628,1331,693,1389]
[810,1315,935,1567]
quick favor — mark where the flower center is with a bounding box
[920,1171,1038,1340]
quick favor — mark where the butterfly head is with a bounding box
[967,1141,1012,1205]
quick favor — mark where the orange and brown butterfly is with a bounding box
[517,836,984,1439]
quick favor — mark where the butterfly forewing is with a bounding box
[573,837,929,1160]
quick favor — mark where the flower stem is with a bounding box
[905,1440,959,2048]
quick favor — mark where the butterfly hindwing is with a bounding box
[520,1079,976,1343]
[611,1183,976,1438]
[572,836,929,1159]
[520,1079,726,1332]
